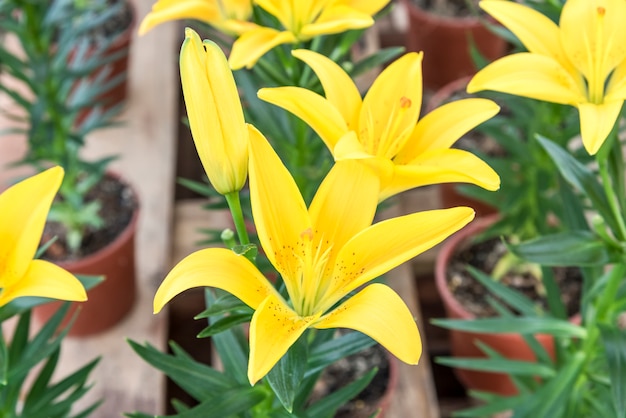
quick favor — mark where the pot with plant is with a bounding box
[0,0,139,336]
[400,0,508,91]
[431,1,626,416]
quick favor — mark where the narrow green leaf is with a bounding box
[432,317,586,339]
[127,339,234,401]
[599,324,626,418]
[467,266,542,316]
[194,294,250,319]
[266,336,308,412]
[305,368,377,418]
[306,332,376,377]
[508,231,613,266]
[196,312,253,338]
[537,135,618,233]
[435,357,555,377]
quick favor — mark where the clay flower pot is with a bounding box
[434,215,555,396]
[401,0,507,91]
[34,174,139,337]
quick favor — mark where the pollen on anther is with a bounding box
[597,6,605,16]
[400,96,412,109]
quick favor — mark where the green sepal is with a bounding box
[599,324,626,418]
[432,317,587,338]
[508,231,615,266]
[266,335,308,413]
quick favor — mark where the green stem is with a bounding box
[225,192,250,246]
[598,156,626,241]
[595,262,626,324]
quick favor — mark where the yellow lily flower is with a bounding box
[180,28,248,195]
[0,167,87,306]
[154,125,475,385]
[228,0,391,69]
[467,0,626,155]
[139,0,255,36]
[258,50,500,201]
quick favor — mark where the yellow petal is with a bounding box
[139,0,218,35]
[479,0,569,66]
[578,101,623,155]
[315,283,421,365]
[309,160,379,255]
[324,207,475,303]
[292,49,362,129]
[396,98,500,162]
[344,0,391,16]
[300,6,374,38]
[229,28,297,70]
[248,293,319,385]
[359,52,423,158]
[560,0,626,97]
[0,260,86,306]
[180,29,248,194]
[258,86,348,150]
[247,125,311,291]
[381,149,500,200]
[333,131,372,160]
[153,247,274,313]
[0,166,63,287]
[605,59,626,101]
[467,53,585,105]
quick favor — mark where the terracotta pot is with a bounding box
[375,353,399,417]
[401,0,507,91]
[427,76,498,218]
[34,174,139,337]
[434,215,555,396]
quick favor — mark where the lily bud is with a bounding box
[180,28,248,195]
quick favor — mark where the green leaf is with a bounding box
[537,135,618,233]
[435,357,555,377]
[432,317,587,339]
[306,332,376,377]
[599,324,626,418]
[194,294,251,319]
[466,266,542,316]
[351,46,404,78]
[196,312,253,338]
[508,231,613,266]
[266,336,308,413]
[127,340,235,401]
[305,368,377,418]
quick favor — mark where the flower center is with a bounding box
[292,228,332,316]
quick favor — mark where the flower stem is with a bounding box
[225,191,250,246]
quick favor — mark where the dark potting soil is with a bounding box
[310,342,391,418]
[411,0,481,18]
[86,0,134,42]
[447,237,582,318]
[42,174,137,261]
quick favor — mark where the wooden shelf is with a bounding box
[1,0,180,415]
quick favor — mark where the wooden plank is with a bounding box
[57,0,180,414]
[0,0,180,415]
[172,199,440,418]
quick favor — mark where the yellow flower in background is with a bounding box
[468,0,626,155]
[154,125,475,385]
[139,0,255,36]
[0,167,87,306]
[228,0,391,69]
[180,28,249,195]
[259,50,500,201]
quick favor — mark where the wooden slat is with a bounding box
[172,199,441,418]
[0,0,180,415]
